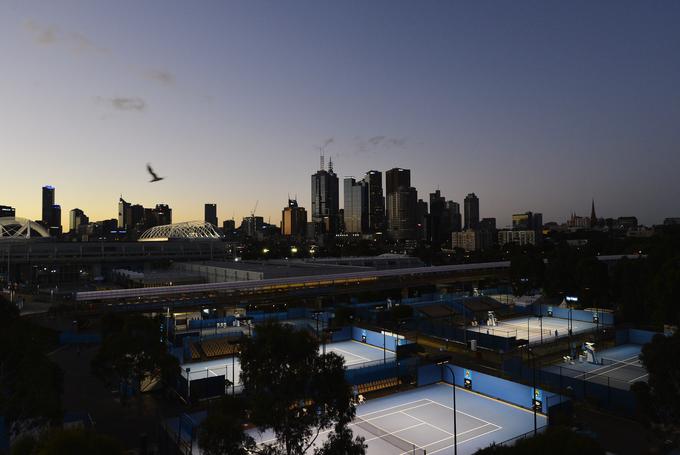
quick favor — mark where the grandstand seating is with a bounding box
[358,377,401,395]
[200,338,239,358]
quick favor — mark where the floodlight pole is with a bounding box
[528,348,537,435]
[439,362,458,455]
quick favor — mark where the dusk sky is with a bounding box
[1,1,679,227]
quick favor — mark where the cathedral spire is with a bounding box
[590,199,597,227]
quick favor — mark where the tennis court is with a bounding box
[180,340,395,385]
[325,340,396,367]
[253,383,547,454]
[469,316,598,345]
[543,344,648,390]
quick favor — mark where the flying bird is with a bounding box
[146,163,165,183]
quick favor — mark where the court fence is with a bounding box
[496,424,548,447]
[503,357,638,415]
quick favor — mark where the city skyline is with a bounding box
[2,1,680,226]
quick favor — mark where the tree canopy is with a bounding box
[199,323,365,455]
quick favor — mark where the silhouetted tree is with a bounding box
[473,427,603,454]
[198,395,256,455]
[239,323,365,454]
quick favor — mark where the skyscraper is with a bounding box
[41,185,55,227]
[49,205,62,236]
[152,204,172,226]
[343,177,368,234]
[364,170,385,233]
[385,168,411,195]
[118,197,131,229]
[385,168,417,240]
[205,203,218,227]
[464,193,480,230]
[69,208,88,232]
[311,157,339,236]
[447,201,462,232]
[281,199,307,237]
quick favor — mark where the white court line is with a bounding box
[426,424,503,454]
[357,399,431,419]
[362,422,426,443]
[629,372,649,383]
[425,399,498,428]
[400,423,495,455]
[328,346,372,362]
[354,415,420,449]
[351,339,396,353]
[400,409,455,437]
[260,401,434,445]
[586,355,643,380]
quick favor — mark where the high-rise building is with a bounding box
[343,178,368,234]
[311,157,339,236]
[498,230,536,246]
[118,197,131,229]
[385,168,411,195]
[364,170,385,233]
[205,203,218,227]
[447,201,462,232]
[152,204,172,226]
[49,205,62,236]
[222,219,236,232]
[479,217,497,250]
[41,185,55,227]
[385,168,417,240]
[512,211,543,241]
[130,204,145,230]
[464,193,480,230]
[428,190,453,246]
[0,205,15,218]
[416,199,428,240]
[281,199,307,237]
[69,208,89,232]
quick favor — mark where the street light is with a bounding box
[437,362,458,455]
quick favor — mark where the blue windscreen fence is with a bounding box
[419,362,561,414]
[534,305,614,325]
[351,326,410,352]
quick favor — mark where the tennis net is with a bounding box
[353,415,426,454]
[600,357,645,370]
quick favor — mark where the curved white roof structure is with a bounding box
[0,217,50,239]
[138,221,222,241]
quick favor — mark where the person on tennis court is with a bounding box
[555,329,558,338]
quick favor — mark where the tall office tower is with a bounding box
[118,197,131,229]
[464,193,480,230]
[428,190,453,246]
[385,168,411,195]
[0,205,15,218]
[447,201,462,232]
[204,203,218,227]
[152,204,172,226]
[69,208,89,232]
[311,156,339,236]
[41,185,55,226]
[130,204,145,229]
[49,205,62,236]
[343,178,368,234]
[416,199,429,240]
[532,213,543,232]
[479,217,497,250]
[364,170,385,233]
[385,168,417,240]
[281,199,308,237]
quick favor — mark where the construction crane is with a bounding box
[250,200,258,218]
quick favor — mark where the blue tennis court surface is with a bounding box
[543,343,647,390]
[252,383,547,454]
[325,340,396,366]
[470,316,598,345]
[180,340,394,383]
